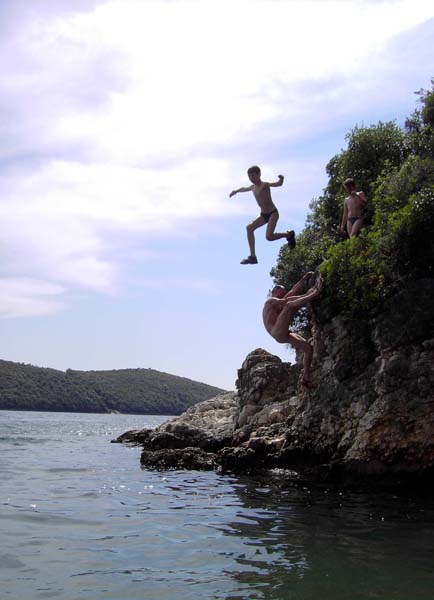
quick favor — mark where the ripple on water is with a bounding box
[2,412,434,600]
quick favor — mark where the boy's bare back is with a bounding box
[262,297,283,335]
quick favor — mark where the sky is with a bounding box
[1,0,434,390]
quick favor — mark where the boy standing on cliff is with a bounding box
[262,272,323,387]
[229,166,296,264]
[340,178,368,238]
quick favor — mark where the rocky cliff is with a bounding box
[114,277,434,481]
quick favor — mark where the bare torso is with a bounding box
[345,191,366,218]
[262,299,284,335]
[263,297,296,343]
[252,183,276,213]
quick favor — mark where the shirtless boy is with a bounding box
[229,166,296,265]
[262,272,323,386]
[340,178,367,238]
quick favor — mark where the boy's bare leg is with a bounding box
[246,215,266,257]
[271,282,322,383]
[270,287,318,341]
[284,286,320,310]
[265,211,291,241]
[270,302,297,342]
[287,332,314,383]
[270,305,314,381]
[286,287,318,302]
[350,218,364,237]
[286,272,313,297]
[271,324,314,383]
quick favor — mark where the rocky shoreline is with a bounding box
[113,279,434,483]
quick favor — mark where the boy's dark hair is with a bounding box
[343,178,356,189]
[247,165,261,175]
[270,284,286,296]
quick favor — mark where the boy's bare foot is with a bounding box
[240,255,258,265]
[286,230,296,249]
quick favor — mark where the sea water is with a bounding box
[1,410,433,600]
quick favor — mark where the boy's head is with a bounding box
[270,284,287,298]
[247,165,261,184]
[343,178,356,193]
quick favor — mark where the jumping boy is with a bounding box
[262,272,323,387]
[229,166,296,265]
[340,178,368,238]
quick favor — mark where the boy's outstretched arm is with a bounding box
[229,185,253,197]
[340,200,348,232]
[284,272,313,298]
[268,174,285,188]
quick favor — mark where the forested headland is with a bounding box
[0,359,225,415]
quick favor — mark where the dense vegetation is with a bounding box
[0,360,225,415]
[272,79,434,327]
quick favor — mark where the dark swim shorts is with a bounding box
[261,209,278,223]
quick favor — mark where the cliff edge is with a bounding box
[114,277,434,480]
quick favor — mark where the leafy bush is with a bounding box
[372,156,434,224]
[319,232,387,317]
[380,186,434,278]
[272,80,434,325]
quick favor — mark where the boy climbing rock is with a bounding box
[340,178,367,238]
[262,272,323,387]
[229,165,296,264]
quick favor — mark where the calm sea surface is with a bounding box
[1,410,433,600]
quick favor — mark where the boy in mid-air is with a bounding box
[340,178,367,238]
[229,166,296,265]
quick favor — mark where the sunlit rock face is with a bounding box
[113,392,239,469]
[115,278,434,480]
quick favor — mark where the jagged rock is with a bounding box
[116,279,434,481]
[234,349,301,436]
[112,391,238,453]
[112,429,152,445]
[140,447,216,470]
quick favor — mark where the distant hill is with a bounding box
[0,359,226,415]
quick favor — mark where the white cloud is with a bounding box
[1,175,116,293]
[0,157,243,300]
[1,0,434,317]
[0,278,66,319]
[49,0,434,161]
[4,0,433,163]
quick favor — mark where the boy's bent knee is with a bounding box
[289,335,312,354]
[270,328,288,344]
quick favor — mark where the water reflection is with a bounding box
[217,472,434,600]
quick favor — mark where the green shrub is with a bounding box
[320,232,387,318]
[272,80,434,327]
[383,186,434,278]
[372,156,434,226]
